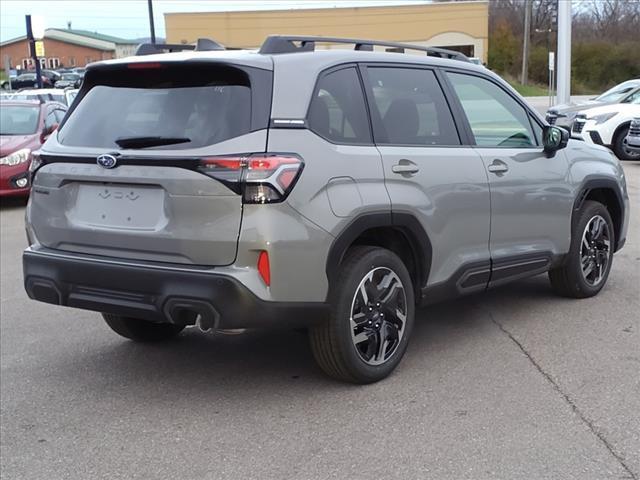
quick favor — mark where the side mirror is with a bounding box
[40,123,58,143]
[543,125,569,154]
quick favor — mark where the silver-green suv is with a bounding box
[23,36,629,383]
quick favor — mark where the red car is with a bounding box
[0,101,67,197]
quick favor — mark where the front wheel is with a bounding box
[309,246,415,383]
[102,313,185,342]
[549,200,614,298]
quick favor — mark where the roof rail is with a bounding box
[135,38,225,56]
[259,35,469,62]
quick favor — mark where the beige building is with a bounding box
[164,1,489,62]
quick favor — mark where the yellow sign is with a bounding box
[35,41,45,57]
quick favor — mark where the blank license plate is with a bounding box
[72,184,165,230]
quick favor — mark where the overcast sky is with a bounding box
[0,0,434,42]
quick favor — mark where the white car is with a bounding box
[572,99,640,160]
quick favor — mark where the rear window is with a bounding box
[58,65,254,150]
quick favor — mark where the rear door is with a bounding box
[361,64,491,293]
[444,70,573,281]
[29,61,272,266]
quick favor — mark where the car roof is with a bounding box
[0,100,45,107]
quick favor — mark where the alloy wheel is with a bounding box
[580,214,611,286]
[349,267,407,366]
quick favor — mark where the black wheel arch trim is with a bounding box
[572,176,626,251]
[325,211,432,302]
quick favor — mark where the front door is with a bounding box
[445,71,573,284]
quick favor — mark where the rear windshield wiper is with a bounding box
[114,136,191,149]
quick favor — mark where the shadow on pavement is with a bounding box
[43,275,560,399]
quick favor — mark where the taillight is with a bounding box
[198,153,303,204]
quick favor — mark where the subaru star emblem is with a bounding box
[97,154,118,169]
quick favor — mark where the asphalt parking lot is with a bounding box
[1,161,638,480]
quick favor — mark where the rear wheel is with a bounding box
[102,313,185,342]
[549,200,614,298]
[613,126,640,161]
[309,246,415,383]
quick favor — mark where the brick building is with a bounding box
[0,28,137,70]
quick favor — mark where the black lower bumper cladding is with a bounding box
[23,249,328,329]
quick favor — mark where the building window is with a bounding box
[85,56,93,65]
[22,58,34,69]
[39,58,46,69]
[69,56,76,67]
[47,58,60,69]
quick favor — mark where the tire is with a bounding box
[612,126,640,161]
[309,246,415,383]
[1,82,8,90]
[102,313,185,342]
[549,200,615,298]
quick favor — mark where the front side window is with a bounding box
[447,72,538,147]
[366,67,460,146]
[307,67,371,144]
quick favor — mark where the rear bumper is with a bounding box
[23,248,328,329]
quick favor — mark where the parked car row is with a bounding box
[546,79,640,161]
[1,67,85,90]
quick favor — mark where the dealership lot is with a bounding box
[1,161,638,479]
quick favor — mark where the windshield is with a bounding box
[0,105,40,135]
[596,80,640,103]
[61,74,79,80]
[59,66,252,150]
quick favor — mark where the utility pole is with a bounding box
[521,0,532,85]
[147,0,156,44]
[556,0,572,105]
[25,15,43,89]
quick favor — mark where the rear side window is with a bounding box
[58,65,254,150]
[307,67,371,144]
[365,67,460,146]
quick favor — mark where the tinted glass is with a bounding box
[448,72,537,147]
[366,67,459,146]
[59,66,252,149]
[622,90,640,104]
[596,80,640,102]
[308,67,371,144]
[54,109,66,122]
[0,105,40,135]
[45,111,58,129]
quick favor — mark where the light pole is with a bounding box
[25,15,42,88]
[556,0,571,105]
[147,0,156,44]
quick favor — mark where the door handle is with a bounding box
[487,159,509,174]
[392,160,419,174]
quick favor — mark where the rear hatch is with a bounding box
[28,59,272,266]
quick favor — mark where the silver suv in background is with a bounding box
[23,36,629,383]
[625,118,640,155]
